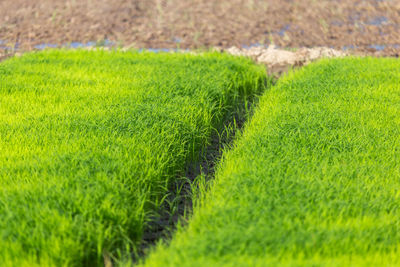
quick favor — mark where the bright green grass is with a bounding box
[142,57,400,266]
[0,50,267,266]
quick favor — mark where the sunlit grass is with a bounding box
[142,57,400,267]
[0,49,267,266]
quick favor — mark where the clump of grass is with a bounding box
[141,57,400,266]
[0,49,267,266]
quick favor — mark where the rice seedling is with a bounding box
[0,49,267,266]
[142,57,400,266]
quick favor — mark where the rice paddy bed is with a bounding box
[0,50,267,266]
[142,58,400,266]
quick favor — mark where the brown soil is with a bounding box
[1,0,399,57]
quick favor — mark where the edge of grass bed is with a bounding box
[139,57,400,267]
[0,49,271,266]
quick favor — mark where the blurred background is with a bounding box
[0,0,399,56]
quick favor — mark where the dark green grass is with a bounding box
[0,50,267,266]
[142,58,400,266]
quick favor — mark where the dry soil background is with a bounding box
[0,0,399,57]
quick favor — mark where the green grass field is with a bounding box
[142,58,400,266]
[0,50,267,266]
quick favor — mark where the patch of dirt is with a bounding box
[225,46,348,76]
[0,0,400,57]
